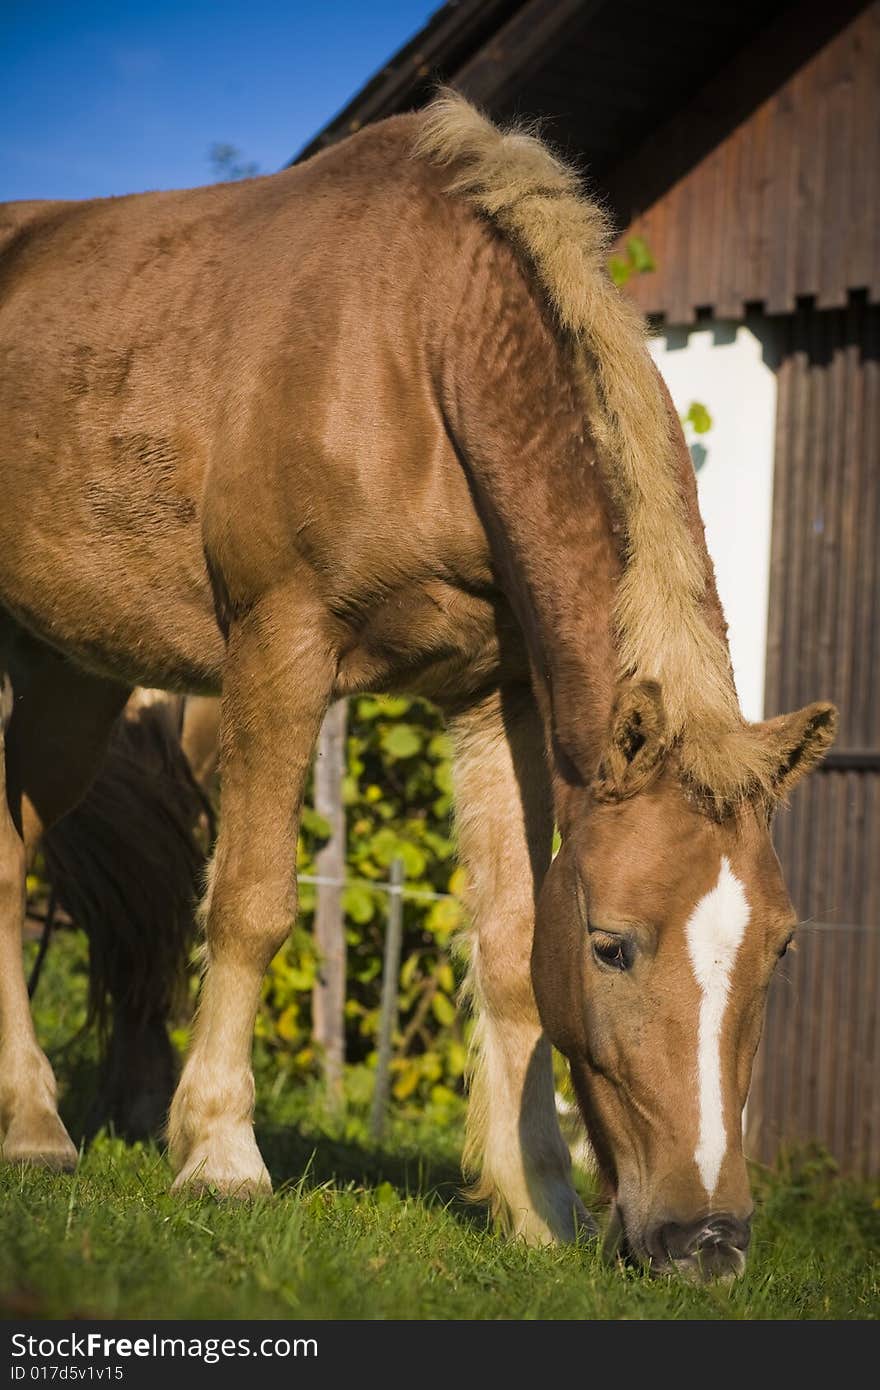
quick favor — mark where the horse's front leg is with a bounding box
[168,598,333,1194]
[451,687,593,1245]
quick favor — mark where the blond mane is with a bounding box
[413,91,781,811]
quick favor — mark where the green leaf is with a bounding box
[427,732,453,760]
[392,1063,421,1101]
[376,695,411,718]
[430,1083,458,1107]
[422,1051,443,1082]
[684,400,713,435]
[368,827,402,863]
[433,761,453,794]
[296,884,316,914]
[426,897,463,939]
[285,964,315,991]
[626,235,656,274]
[300,806,331,840]
[276,1004,300,1041]
[608,255,630,287]
[400,952,420,991]
[381,724,423,759]
[432,993,456,1027]
[398,841,426,878]
[342,882,375,924]
[435,960,455,994]
[446,1040,468,1077]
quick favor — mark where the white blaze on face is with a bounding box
[685,856,750,1198]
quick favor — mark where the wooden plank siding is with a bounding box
[746,297,880,1174]
[615,2,880,323]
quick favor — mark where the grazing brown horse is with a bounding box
[0,92,835,1279]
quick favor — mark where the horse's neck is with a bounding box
[437,234,732,808]
[441,345,622,788]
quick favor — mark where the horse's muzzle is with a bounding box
[647,1213,751,1282]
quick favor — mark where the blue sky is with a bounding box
[1,0,439,202]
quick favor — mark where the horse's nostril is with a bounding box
[699,1215,751,1253]
[651,1212,752,1266]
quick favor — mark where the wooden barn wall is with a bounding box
[616,1,880,323]
[746,297,880,1175]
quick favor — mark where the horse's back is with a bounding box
[0,171,312,688]
[0,112,451,484]
[0,199,68,257]
[0,116,497,694]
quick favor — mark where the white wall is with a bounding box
[649,322,779,723]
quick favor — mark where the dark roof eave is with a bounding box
[289,0,528,164]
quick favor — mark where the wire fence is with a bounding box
[26,854,461,1140]
[297,871,459,904]
[300,861,464,1141]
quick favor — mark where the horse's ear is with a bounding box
[761,701,838,799]
[592,680,668,802]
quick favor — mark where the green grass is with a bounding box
[4,931,878,1321]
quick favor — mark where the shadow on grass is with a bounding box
[52,1041,600,1239]
[254,1120,491,1231]
[55,1046,487,1228]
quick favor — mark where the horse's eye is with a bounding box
[777,933,794,960]
[590,930,633,971]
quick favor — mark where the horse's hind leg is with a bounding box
[450,687,592,1245]
[0,717,64,1165]
[169,596,333,1194]
[0,639,129,1167]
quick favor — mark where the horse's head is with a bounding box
[533,680,837,1281]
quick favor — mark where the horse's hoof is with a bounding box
[3,1117,78,1172]
[171,1167,272,1199]
[170,1140,272,1199]
[7,1147,78,1172]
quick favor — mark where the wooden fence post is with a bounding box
[370,857,405,1144]
[312,698,348,1105]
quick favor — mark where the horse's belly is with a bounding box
[0,384,224,688]
[0,527,224,693]
[333,576,528,707]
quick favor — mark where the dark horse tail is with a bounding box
[40,694,211,1140]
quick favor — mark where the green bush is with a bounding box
[253,695,469,1113]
